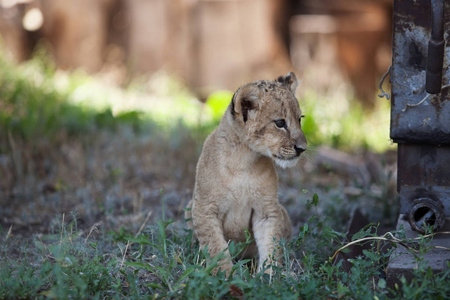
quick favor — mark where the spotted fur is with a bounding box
[185,72,307,276]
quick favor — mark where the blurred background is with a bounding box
[0,0,398,237]
[1,0,392,104]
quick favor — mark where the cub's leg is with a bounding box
[191,201,234,275]
[252,204,292,272]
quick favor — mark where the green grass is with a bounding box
[1,199,449,299]
[0,52,148,145]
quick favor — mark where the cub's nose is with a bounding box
[294,144,306,156]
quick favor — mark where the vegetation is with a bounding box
[1,53,448,299]
[1,200,449,299]
[0,47,393,153]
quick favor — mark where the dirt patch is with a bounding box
[0,126,397,240]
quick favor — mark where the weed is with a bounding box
[2,202,449,299]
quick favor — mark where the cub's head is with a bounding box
[228,72,307,168]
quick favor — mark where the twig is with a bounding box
[85,221,102,243]
[5,225,13,240]
[59,213,65,245]
[434,245,450,251]
[136,210,153,237]
[331,236,401,261]
[330,230,450,262]
[421,231,450,239]
[119,210,153,269]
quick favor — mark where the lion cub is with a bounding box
[185,72,307,275]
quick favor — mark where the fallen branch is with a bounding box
[331,230,450,261]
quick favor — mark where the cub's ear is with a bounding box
[231,84,261,123]
[276,72,299,94]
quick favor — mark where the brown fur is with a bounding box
[185,72,307,275]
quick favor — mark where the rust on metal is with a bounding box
[391,0,450,226]
[397,144,450,218]
[391,0,450,145]
[409,197,445,233]
[397,144,450,188]
[387,0,450,285]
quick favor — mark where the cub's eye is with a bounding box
[274,119,286,128]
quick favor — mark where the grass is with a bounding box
[1,201,449,299]
[0,51,448,299]
[0,49,149,144]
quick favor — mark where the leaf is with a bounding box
[351,224,377,241]
[146,283,164,290]
[298,223,309,239]
[206,90,233,121]
[337,283,350,296]
[378,278,386,289]
[362,249,380,262]
[175,254,183,264]
[125,262,155,272]
[230,259,251,276]
[178,266,196,282]
[312,193,319,206]
[127,236,152,245]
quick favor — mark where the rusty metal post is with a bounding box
[387,0,450,285]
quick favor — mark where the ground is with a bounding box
[0,124,398,241]
[1,57,448,299]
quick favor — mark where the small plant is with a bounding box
[1,205,449,299]
[1,215,122,299]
